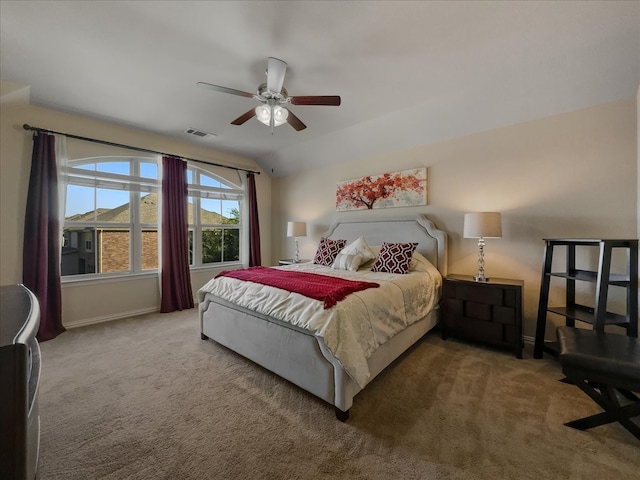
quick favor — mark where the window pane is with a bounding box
[200,174,221,188]
[187,169,193,184]
[222,200,240,224]
[140,162,158,179]
[187,197,194,224]
[98,228,130,273]
[223,228,240,262]
[141,229,158,270]
[202,229,222,263]
[61,227,96,275]
[97,162,130,175]
[76,163,96,171]
[140,192,158,225]
[66,185,95,220]
[96,189,130,222]
[201,198,222,224]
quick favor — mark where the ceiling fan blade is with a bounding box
[286,109,307,131]
[290,95,341,106]
[197,82,255,99]
[267,57,287,94]
[230,109,257,125]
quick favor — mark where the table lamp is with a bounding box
[287,221,307,263]
[463,212,502,282]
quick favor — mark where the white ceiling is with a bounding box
[1,1,638,178]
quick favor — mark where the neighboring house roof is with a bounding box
[65,193,227,225]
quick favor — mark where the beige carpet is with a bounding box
[38,310,638,479]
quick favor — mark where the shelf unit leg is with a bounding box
[628,245,638,337]
[566,244,576,328]
[593,241,612,333]
[534,242,553,359]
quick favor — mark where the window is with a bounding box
[61,157,243,278]
[187,167,243,267]
[62,157,158,277]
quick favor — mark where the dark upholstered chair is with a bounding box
[556,326,640,441]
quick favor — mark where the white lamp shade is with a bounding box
[255,105,271,126]
[463,212,502,238]
[272,105,289,126]
[287,221,307,237]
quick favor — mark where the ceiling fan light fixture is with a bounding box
[254,104,289,127]
[273,105,289,126]
[255,105,271,126]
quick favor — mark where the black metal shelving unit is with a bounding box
[533,238,638,359]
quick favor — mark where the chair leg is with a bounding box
[567,380,640,441]
[618,389,640,403]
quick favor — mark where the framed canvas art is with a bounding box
[336,168,427,211]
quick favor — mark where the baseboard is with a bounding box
[64,307,160,329]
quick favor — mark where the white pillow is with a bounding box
[410,251,432,272]
[332,253,365,271]
[340,236,376,263]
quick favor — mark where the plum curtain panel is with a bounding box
[23,133,65,341]
[160,156,194,313]
[247,172,261,267]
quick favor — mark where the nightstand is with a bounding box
[278,259,310,266]
[441,274,523,358]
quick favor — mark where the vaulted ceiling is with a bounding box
[1,1,638,177]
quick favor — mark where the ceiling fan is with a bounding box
[197,57,341,132]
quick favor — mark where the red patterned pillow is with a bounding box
[371,242,418,274]
[313,237,347,266]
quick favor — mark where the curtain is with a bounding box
[247,172,261,266]
[160,156,194,312]
[23,133,65,341]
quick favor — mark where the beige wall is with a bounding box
[272,99,638,339]
[1,94,272,327]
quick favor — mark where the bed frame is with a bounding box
[199,215,448,420]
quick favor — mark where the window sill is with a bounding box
[61,270,159,287]
[61,262,244,287]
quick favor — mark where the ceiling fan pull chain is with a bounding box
[271,105,275,134]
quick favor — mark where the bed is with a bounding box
[198,216,448,420]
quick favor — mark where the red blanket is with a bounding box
[215,266,379,309]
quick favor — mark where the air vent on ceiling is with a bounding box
[184,128,216,139]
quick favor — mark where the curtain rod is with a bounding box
[22,124,260,175]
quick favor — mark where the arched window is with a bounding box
[61,157,243,278]
[187,166,243,267]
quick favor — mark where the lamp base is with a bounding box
[473,275,490,282]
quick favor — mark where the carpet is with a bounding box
[37,310,639,479]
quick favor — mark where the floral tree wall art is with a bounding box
[336,168,427,211]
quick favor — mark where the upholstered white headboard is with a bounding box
[323,215,448,276]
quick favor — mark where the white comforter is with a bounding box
[197,255,442,388]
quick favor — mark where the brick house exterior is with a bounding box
[62,193,226,275]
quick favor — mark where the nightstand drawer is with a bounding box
[449,283,503,305]
[448,315,504,344]
[444,298,463,316]
[465,301,491,321]
[494,305,515,325]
